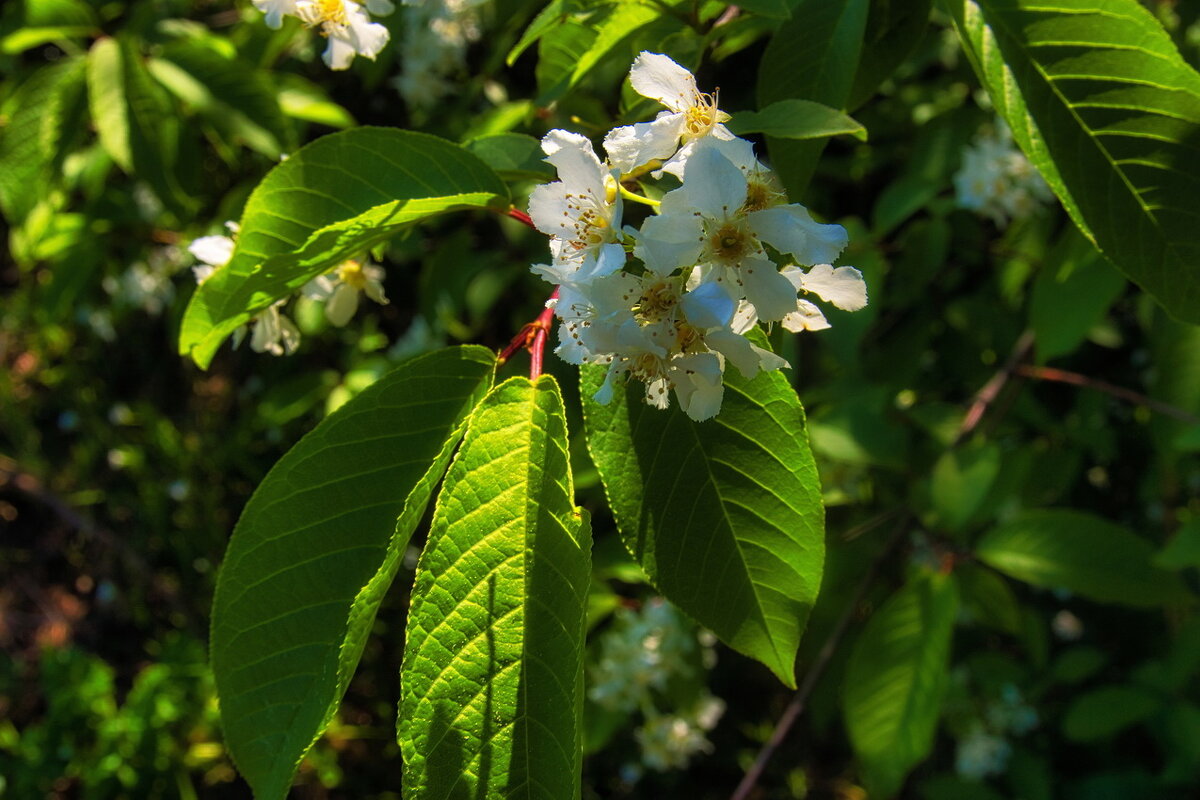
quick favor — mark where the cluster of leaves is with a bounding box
[4,0,1200,798]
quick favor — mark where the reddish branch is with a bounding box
[497,288,559,380]
[955,330,1035,445]
[1015,364,1200,424]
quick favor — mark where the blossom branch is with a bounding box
[497,288,560,380]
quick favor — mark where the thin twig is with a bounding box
[954,330,1035,445]
[1015,364,1200,425]
[729,519,908,800]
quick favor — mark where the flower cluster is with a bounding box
[528,52,867,421]
[953,119,1052,227]
[394,0,485,110]
[588,599,724,775]
[252,0,397,70]
[187,223,388,356]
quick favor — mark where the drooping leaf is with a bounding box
[210,346,495,800]
[464,132,555,181]
[757,0,869,197]
[976,510,1190,607]
[847,0,934,110]
[727,99,866,141]
[929,441,1000,534]
[1030,227,1126,363]
[507,0,582,66]
[148,40,293,159]
[1062,685,1162,742]
[400,376,589,800]
[276,73,356,128]
[178,128,509,368]
[581,360,824,688]
[86,36,189,214]
[945,0,1200,324]
[844,571,959,798]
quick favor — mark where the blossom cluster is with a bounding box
[252,0,398,70]
[588,599,724,775]
[394,0,485,110]
[528,52,867,421]
[187,223,388,356]
[953,119,1052,227]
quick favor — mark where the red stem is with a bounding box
[506,207,535,229]
[497,288,560,380]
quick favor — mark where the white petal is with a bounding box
[680,281,734,329]
[278,313,302,355]
[603,115,686,175]
[635,211,704,276]
[325,283,360,326]
[782,299,830,332]
[250,306,282,354]
[188,235,235,268]
[302,274,337,301]
[645,376,671,409]
[748,205,847,266]
[542,129,607,192]
[703,328,761,378]
[345,8,390,59]
[740,256,799,323]
[670,352,724,421]
[323,34,357,70]
[629,52,697,112]
[730,300,758,335]
[674,142,747,222]
[252,0,297,28]
[364,276,389,305]
[798,264,867,311]
[661,135,758,182]
[191,264,217,285]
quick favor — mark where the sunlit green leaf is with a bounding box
[210,346,495,800]
[464,132,555,181]
[946,0,1200,324]
[976,510,1190,607]
[844,571,959,798]
[178,128,509,368]
[400,376,589,800]
[728,99,866,141]
[581,357,824,688]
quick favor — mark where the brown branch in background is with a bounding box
[729,519,909,800]
[1015,364,1200,425]
[954,330,1035,445]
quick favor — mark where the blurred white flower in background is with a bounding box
[303,259,389,327]
[954,120,1053,226]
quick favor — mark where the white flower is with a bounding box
[250,303,302,356]
[604,52,734,175]
[303,259,389,326]
[953,120,1052,226]
[778,263,868,333]
[252,0,298,28]
[636,141,847,322]
[955,727,1012,780]
[294,0,391,69]
[189,223,301,357]
[528,130,624,273]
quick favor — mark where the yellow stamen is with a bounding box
[336,259,368,290]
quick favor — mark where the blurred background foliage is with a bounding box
[2,0,1200,797]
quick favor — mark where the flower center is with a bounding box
[564,190,613,252]
[674,321,703,351]
[708,221,751,265]
[299,0,348,28]
[337,259,368,290]
[683,90,728,139]
[743,172,783,213]
[633,281,679,324]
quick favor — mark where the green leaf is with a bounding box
[1154,519,1200,570]
[732,0,791,20]
[464,132,555,181]
[581,359,824,688]
[178,128,509,368]
[844,571,959,798]
[757,0,868,197]
[0,0,98,54]
[957,563,1021,635]
[276,73,356,129]
[86,37,188,213]
[929,441,1001,533]
[507,0,582,66]
[210,346,495,800]
[976,510,1190,607]
[1062,685,1162,742]
[536,0,661,105]
[945,0,1200,324]
[148,40,293,159]
[400,376,589,800]
[847,0,933,110]
[727,99,866,141]
[1031,227,1126,363]
[0,56,86,223]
